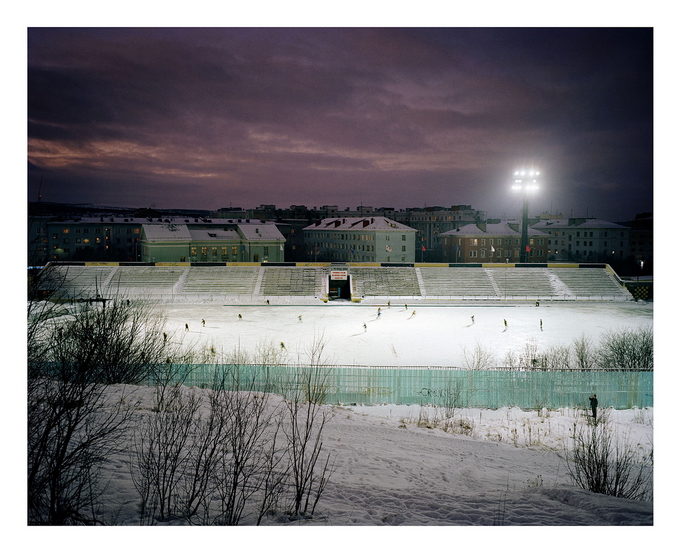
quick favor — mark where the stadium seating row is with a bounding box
[45,264,633,301]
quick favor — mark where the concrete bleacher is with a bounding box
[260,267,326,297]
[417,267,497,298]
[106,266,186,296]
[484,267,555,298]
[44,263,633,302]
[49,265,118,298]
[350,267,421,297]
[547,267,630,299]
[181,266,260,296]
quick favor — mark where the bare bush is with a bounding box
[565,418,653,501]
[282,332,336,518]
[461,341,495,371]
[571,334,597,369]
[209,365,286,525]
[597,327,653,369]
[28,377,138,524]
[46,299,176,385]
[131,386,202,523]
[28,270,176,524]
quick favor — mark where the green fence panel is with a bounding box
[147,364,652,409]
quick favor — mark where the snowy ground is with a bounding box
[19,299,664,548]
[94,383,653,526]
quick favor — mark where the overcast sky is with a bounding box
[27,26,653,221]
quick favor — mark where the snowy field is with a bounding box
[160,299,653,368]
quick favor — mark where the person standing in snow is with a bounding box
[589,394,598,418]
[471,315,475,324]
[202,319,206,327]
[185,323,189,332]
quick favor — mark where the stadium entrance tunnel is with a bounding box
[328,274,351,300]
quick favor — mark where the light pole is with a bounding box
[511,168,540,263]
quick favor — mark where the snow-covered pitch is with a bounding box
[162,299,653,368]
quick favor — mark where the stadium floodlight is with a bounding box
[511,167,540,263]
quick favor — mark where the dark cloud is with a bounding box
[27,27,652,220]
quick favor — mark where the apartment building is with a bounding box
[531,218,630,262]
[140,222,285,263]
[440,222,549,263]
[303,217,417,263]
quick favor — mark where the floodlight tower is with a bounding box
[511,168,540,263]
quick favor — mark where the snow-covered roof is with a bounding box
[141,223,193,241]
[304,217,416,232]
[142,223,284,242]
[440,222,548,236]
[237,223,285,240]
[532,218,629,230]
[189,228,241,241]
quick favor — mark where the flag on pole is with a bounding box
[491,245,495,252]
[421,245,426,252]
[525,245,531,252]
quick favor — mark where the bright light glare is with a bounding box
[511,168,541,193]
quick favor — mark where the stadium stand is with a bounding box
[417,267,497,298]
[43,263,633,302]
[260,266,326,297]
[181,266,261,296]
[350,267,421,297]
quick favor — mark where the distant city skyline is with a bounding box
[28,27,653,222]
